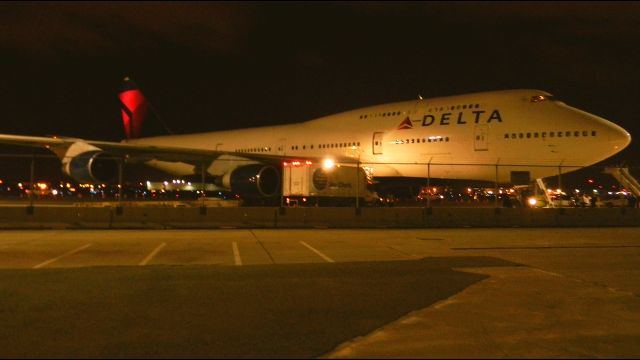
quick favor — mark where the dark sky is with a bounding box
[1,1,639,171]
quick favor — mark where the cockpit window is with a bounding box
[530,94,557,103]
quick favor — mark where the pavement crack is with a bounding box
[249,230,275,264]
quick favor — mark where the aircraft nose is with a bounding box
[607,122,632,152]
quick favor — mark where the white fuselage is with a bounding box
[129,89,631,183]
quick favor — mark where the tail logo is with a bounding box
[118,77,148,139]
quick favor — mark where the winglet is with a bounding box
[118,77,148,140]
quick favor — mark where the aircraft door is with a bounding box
[277,138,287,155]
[474,125,488,151]
[372,132,384,155]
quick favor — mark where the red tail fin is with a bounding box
[118,77,148,140]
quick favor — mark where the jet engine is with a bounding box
[60,142,119,183]
[220,164,280,197]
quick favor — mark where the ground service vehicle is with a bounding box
[282,160,379,207]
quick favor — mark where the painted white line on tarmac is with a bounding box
[232,241,242,266]
[531,268,563,277]
[33,243,92,269]
[139,243,167,266]
[299,241,335,263]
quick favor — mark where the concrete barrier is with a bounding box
[0,206,638,229]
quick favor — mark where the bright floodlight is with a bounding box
[528,198,537,206]
[323,158,335,169]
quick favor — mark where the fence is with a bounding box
[0,152,638,210]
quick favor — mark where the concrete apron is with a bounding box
[324,265,640,358]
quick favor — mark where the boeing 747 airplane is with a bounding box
[0,78,631,199]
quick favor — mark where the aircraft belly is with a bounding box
[145,160,195,176]
[207,155,259,176]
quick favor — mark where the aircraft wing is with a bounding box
[0,133,348,165]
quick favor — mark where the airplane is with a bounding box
[0,77,632,200]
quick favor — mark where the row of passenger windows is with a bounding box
[291,142,361,151]
[237,147,271,153]
[358,102,482,119]
[236,141,363,152]
[428,103,480,112]
[504,130,597,139]
[359,111,402,119]
[393,136,450,144]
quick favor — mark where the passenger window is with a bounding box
[592,131,596,136]
[565,131,571,137]
[574,131,579,137]
[582,131,588,136]
[504,134,509,139]
[549,132,554,138]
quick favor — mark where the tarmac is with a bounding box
[0,228,639,358]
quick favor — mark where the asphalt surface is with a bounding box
[0,228,639,358]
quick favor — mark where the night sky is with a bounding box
[1,1,639,181]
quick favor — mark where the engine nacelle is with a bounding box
[221,164,280,197]
[61,143,119,184]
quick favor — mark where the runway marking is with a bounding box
[299,241,335,263]
[139,242,166,266]
[32,243,92,269]
[531,267,635,296]
[232,241,242,266]
[531,268,563,277]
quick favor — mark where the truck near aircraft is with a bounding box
[281,160,380,207]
